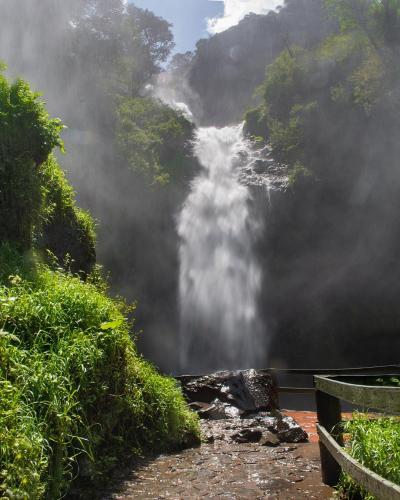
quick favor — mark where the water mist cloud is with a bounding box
[207,0,282,34]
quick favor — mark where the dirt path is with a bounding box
[103,413,334,500]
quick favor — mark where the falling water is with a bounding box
[178,124,265,373]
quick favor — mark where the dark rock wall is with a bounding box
[186,0,336,126]
[254,176,400,369]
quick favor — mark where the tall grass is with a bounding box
[338,414,400,499]
[0,244,199,498]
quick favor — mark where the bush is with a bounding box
[37,155,96,275]
[0,245,199,498]
[117,97,195,185]
[0,69,63,250]
[339,414,400,499]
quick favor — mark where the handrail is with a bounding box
[315,375,400,413]
[177,365,400,379]
[268,365,400,375]
[317,424,400,500]
[314,373,400,498]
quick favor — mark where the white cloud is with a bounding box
[207,0,282,34]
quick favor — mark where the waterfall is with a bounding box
[178,124,265,373]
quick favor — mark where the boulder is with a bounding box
[180,370,307,445]
[240,413,308,443]
[242,369,279,411]
[197,400,245,420]
[276,416,308,443]
[259,430,280,447]
[232,428,264,443]
[179,369,278,415]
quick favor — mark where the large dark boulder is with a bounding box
[178,369,279,417]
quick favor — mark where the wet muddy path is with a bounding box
[102,412,334,500]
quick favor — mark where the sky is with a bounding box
[132,0,282,54]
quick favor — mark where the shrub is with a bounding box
[0,245,199,498]
[37,155,96,275]
[339,414,400,499]
[0,70,63,250]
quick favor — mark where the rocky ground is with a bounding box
[102,419,333,499]
[100,371,334,499]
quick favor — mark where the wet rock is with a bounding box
[277,416,308,443]
[189,401,212,412]
[242,369,279,411]
[181,371,307,445]
[179,369,278,415]
[224,403,245,419]
[199,399,245,420]
[203,433,215,444]
[232,428,263,443]
[252,159,270,173]
[244,413,307,443]
[259,431,280,447]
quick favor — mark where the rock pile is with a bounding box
[178,370,308,446]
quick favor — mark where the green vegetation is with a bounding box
[339,414,400,499]
[117,97,195,185]
[245,0,400,188]
[0,71,63,250]
[0,0,200,364]
[0,250,199,498]
[344,376,400,387]
[241,0,400,382]
[0,68,95,275]
[0,68,199,498]
[38,155,96,275]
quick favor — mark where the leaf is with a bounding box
[99,319,123,331]
[0,329,20,343]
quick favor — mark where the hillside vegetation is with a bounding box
[0,0,199,370]
[0,68,199,498]
[243,0,400,367]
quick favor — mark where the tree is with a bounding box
[326,0,400,50]
[116,97,194,184]
[125,5,174,96]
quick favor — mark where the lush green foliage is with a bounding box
[0,246,199,498]
[0,70,63,249]
[38,155,96,275]
[339,414,400,499]
[0,68,96,274]
[0,64,199,498]
[245,0,400,187]
[344,376,400,387]
[117,97,195,184]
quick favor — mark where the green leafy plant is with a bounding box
[117,97,195,184]
[0,69,63,250]
[0,246,200,498]
[339,414,400,499]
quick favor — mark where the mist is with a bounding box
[0,0,189,371]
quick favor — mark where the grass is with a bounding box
[0,244,199,499]
[338,414,400,499]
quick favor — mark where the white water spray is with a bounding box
[178,124,265,373]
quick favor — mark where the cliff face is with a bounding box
[184,0,336,126]
[243,157,400,369]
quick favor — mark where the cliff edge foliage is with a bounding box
[0,70,199,499]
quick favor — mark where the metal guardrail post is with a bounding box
[316,388,343,486]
